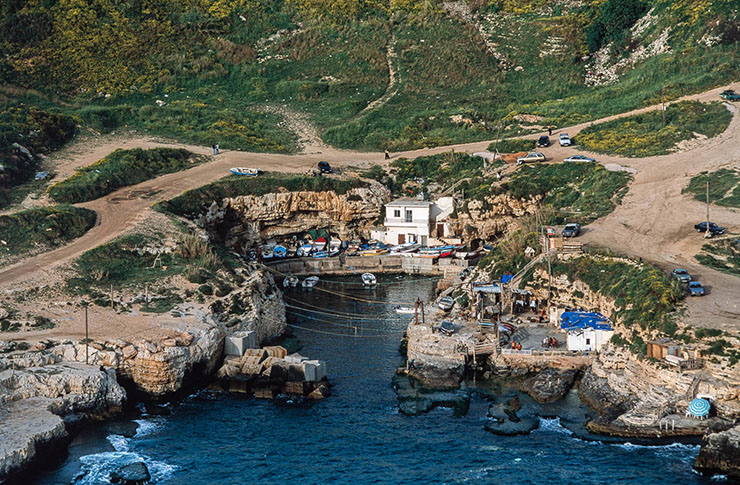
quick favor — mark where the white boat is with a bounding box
[400,243,421,253]
[438,296,455,311]
[302,276,319,288]
[362,273,377,286]
[395,306,416,315]
[230,167,262,176]
[283,276,299,288]
[261,244,275,260]
[328,238,342,257]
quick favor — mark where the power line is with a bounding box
[286,323,401,338]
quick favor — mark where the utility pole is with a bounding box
[415,298,419,325]
[662,85,666,126]
[84,303,89,365]
[421,301,425,326]
[705,180,711,239]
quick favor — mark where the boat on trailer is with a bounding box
[362,273,377,286]
[230,167,262,176]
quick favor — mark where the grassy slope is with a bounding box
[48,148,203,203]
[0,206,97,259]
[684,168,740,208]
[576,101,733,157]
[0,0,737,153]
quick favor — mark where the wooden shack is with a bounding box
[646,338,682,360]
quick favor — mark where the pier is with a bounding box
[268,254,471,277]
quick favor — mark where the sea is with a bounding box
[33,275,720,484]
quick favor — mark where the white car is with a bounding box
[516,152,546,165]
[563,154,596,163]
[559,133,571,146]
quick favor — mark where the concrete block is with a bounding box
[264,346,287,358]
[224,331,256,356]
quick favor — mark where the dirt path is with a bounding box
[360,35,399,114]
[2,81,740,331]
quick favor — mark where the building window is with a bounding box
[586,338,591,345]
[405,210,413,222]
[394,209,400,218]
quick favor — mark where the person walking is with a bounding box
[212,144,217,155]
[384,149,390,160]
[548,126,553,136]
[215,144,220,154]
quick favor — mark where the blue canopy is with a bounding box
[560,311,612,331]
[688,398,710,417]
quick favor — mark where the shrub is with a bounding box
[487,138,534,153]
[0,205,97,257]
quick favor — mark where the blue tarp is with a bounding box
[501,274,514,284]
[560,311,612,331]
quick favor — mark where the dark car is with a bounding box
[688,281,705,296]
[562,223,581,238]
[671,268,691,283]
[720,90,740,101]
[537,135,550,147]
[318,161,333,173]
[694,221,725,235]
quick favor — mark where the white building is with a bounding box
[384,199,433,246]
[382,197,457,245]
[566,327,613,352]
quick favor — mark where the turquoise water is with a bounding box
[35,275,711,484]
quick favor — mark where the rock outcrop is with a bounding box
[405,324,466,388]
[521,368,578,403]
[448,193,540,241]
[199,183,389,248]
[695,424,740,479]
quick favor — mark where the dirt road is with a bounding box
[2,82,739,331]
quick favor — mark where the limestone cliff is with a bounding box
[695,424,740,479]
[199,183,389,248]
[448,193,540,240]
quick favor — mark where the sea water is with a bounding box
[34,275,710,484]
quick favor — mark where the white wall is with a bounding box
[566,329,613,352]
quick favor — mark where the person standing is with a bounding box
[384,149,390,160]
[215,144,220,154]
[548,126,553,136]
[212,144,217,155]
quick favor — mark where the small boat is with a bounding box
[438,296,455,311]
[312,251,328,259]
[400,243,421,253]
[314,236,327,251]
[283,276,299,288]
[230,167,262,176]
[297,244,313,257]
[328,239,342,257]
[395,306,416,315]
[302,276,319,288]
[274,245,287,258]
[362,273,377,286]
[261,244,275,261]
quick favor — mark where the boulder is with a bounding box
[695,425,740,480]
[110,462,151,485]
[485,395,538,436]
[522,368,578,403]
[308,384,331,399]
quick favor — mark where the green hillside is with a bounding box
[1,0,738,157]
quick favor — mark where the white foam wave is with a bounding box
[133,418,164,438]
[535,417,574,436]
[74,451,177,484]
[106,434,130,452]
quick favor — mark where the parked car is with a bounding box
[318,161,333,173]
[562,223,580,237]
[516,152,546,165]
[688,281,705,296]
[559,133,571,146]
[720,89,740,101]
[563,154,596,163]
[694,221,725,235]
[537,135,550,147]
[671,268,691,283]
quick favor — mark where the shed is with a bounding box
[646,338,682,360]
[560,311,613,352]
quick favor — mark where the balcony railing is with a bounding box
[385,218,430,225]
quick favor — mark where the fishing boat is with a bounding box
[313,236,327,251]
[400,243,421,253]
[260,244,275,261]
[328,239,342,257]
[361,273,377,286]
[302,276,319,288]
[230,167,262,176]
[283,276,299,288]
[297,244,313,257]
[312,251,328,259]
[273,245,287,258]
[438,296,455,311]
[395,306,416,315]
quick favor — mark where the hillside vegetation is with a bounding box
[0,0,738,154]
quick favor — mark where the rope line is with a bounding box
[286,323,402,338]
[288,311,403,333]
[283,297,410,321]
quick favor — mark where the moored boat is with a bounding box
[283,276,299,288]
[302,276,319,288]
[312,251,328,258]
[274,245,287,258]
[261,244,275,261]
[361,273,377,286]
[395,306,416,315]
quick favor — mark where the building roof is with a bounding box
[560,311,613,331]
[386,198,432,207]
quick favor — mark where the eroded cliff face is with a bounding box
[448,194,540,240]
[199,183,389,248]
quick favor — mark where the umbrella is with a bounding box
[688,398,711,418]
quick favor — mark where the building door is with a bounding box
[436,223,445,237]
[420,235,428,246]
[398,234,405,244]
